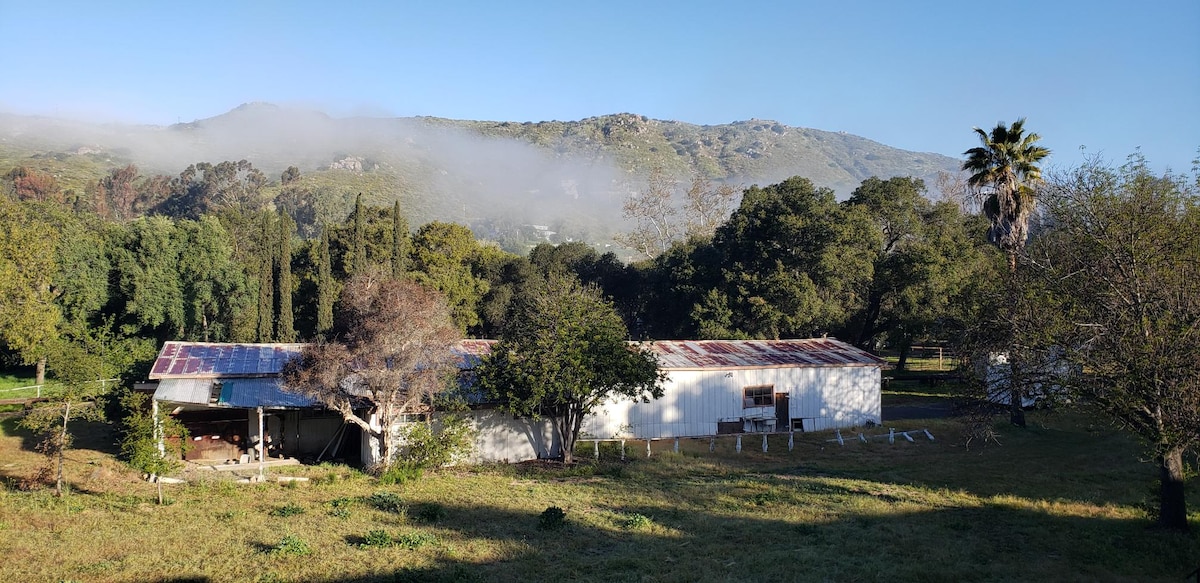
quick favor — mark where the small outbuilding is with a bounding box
[148,342,357,466]
[581,338,886,441]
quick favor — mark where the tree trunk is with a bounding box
[1158,446,1190,531]
[557,416,575,464]
[1007,353,1026,428]
[56,400,70,497]
[36,356,46,386]
[896,343,910,372]
[376,428,392,472]
[1004,253,1025,428]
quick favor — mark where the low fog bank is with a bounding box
[0,103,630,242]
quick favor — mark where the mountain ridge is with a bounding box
[0,104,962,245]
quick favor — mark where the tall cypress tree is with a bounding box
[256,212,275,342]
[276,211,296,342]
[391,200,410,277]
[350,193,366,275]
[316,227,334,337]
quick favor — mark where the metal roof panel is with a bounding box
[219,378,318,409]
[153,378,213,405]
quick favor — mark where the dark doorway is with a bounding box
[775,393,790,432]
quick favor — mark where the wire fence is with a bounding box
[884,346,959,372]
[0,378,120,399]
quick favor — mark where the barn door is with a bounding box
[775,393,790,432]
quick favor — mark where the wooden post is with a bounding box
[762,434,768,452]
[788,431,794,452]
[709,436,715,452]
[646,439,652,458]
[594,440,600,460]
[620,440,625,461]
[257,407,265,480]
[673,438,679,454]
[152,399,164,457]
[735,435,742,453]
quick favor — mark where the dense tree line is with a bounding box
[0,158,996,388]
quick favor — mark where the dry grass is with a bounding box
[0,410,1196,583]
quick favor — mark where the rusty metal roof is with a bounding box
[454,339,497,369]
[647,338,887,370]
[149,338,883,380]
[149,342,305,379]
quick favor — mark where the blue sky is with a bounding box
[1,0,1197,172]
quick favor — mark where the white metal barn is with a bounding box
[582,338,886,440]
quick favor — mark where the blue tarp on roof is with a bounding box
[218,378,317,409]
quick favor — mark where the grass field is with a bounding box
[0,406,1197,582]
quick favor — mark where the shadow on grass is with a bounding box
[249,491,1199,583]
[0,415,119,455]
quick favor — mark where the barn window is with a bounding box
[743,385,774,407]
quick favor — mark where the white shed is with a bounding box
[582,338,886,440]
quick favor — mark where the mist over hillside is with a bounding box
[0,103,961,245]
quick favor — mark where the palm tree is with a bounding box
[963,119,1050,428]
[963,118,1051,271]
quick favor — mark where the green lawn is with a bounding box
[0,371,40,402]
[0,409,1196,583]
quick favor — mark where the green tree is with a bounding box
[411,221,489,331]
[707,176,871,339]
[256,213,276,342]
[391,200,410,277]
[316,228,335,337]
[1033,156,1199,531]
[282,270,459,471]
[0,199,61,384]
[108,216,185,340]
[178,216,250,342]
[841,177,984,358]
[19,338,108,496]
[350,193,366,275]
[276,211,297,342]
[477,274,664,464]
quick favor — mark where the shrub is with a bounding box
[396,414,476,470]
[267,534,311,556]
[622,513,652,530]
[394,531,437,549]
[365,491,405,513]
[357,529,437,549]
[409,502,446,523]
[539,506,566,530]
[270,503,305,517]
[359,529,395,548]
[379,462,423,486]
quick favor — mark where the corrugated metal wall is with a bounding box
[583,366,881,439]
